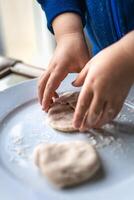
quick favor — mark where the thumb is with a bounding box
[72,64,89,87]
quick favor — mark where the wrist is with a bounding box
[119,31,134,67]
[55,32,86,46]
[118,31,134,81]
[52,13,83,42]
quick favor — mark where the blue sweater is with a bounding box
[37,0,134,55]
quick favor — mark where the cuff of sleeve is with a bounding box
[37,0,86,33]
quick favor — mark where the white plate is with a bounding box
[0,74,134,200]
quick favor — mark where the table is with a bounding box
[0,55,44,91]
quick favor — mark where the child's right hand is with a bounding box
[38,31,90,111]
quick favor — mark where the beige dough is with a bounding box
[34,141,100,188]
[47,92,79,132]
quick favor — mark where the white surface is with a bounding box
[0,75,134,200]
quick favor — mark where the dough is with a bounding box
[54,91,79,109]
[47,92,79,132]
[34,141,100,188]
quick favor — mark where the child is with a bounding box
[37,0,134,131]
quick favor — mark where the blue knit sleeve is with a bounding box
[37,0,86,33]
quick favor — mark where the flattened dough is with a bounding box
[34,141,100,188]
[47,92,79,132]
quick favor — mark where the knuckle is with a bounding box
[89,76,96,85]
[52,56,63,67]
[93,107,102,115]
[89,77,99,90]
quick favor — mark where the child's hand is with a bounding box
[38,32,90,111]
[38,13,90,111]
[73,34,134,130]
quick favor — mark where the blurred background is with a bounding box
[0,0,90,91]
[0,0,55,68]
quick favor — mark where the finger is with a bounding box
[43,91,59,111]
[73,83,93,129]
[72,64,89,87]
[38,70,50,105]
[42,67,68,111]
[54,92,79,105]
[53,92,59,100]
[95,102,116,128]
[79,110,89,132]
[38,72,59,106]
[85,93,105,128]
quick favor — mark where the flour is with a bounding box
[7,106,130,165]
[8,122,123,165]
[87,127,116,148]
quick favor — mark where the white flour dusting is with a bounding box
[8,120,124,165]
[7,101,134,165]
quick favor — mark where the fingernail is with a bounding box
[42,105,48,112]
[73,120,81,128]
[79,126,88,132]
[42,106,45,111]
[72,81,76,86]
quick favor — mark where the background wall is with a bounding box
[0,3,5,55]
[0,0,55,68]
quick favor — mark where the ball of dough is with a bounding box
[34,141,100,188]
[47,92,79,132]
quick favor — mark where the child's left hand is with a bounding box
[72,36,134,130]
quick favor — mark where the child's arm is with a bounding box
[37,0,86,33]
[72,31,134,130]
[38,13,90,111]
